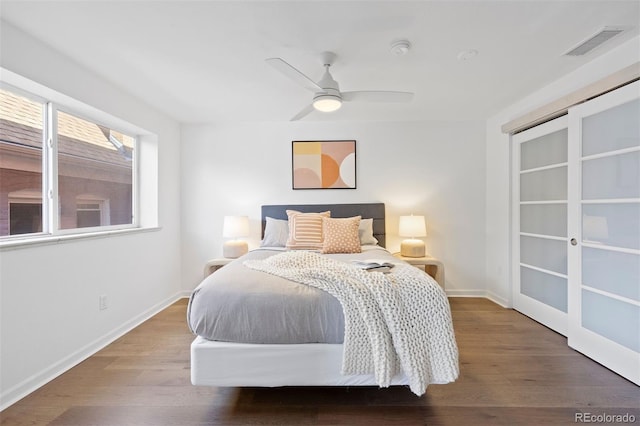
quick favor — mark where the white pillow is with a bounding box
[359,218,379,246]
[260,217,289,247]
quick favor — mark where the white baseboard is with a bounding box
[485,290,510,308]
[446,289,486,298]
[0,291,189,411]
[446,289,510,308]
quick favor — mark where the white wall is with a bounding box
[485,35,640,306]
[180,120,487,297]
[0,23,182,408]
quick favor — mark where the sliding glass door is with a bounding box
[567,81,640,385]
[512,116,569,335]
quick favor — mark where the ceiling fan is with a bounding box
[266,51,414,121]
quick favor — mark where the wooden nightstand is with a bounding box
[203,258,234,278]
[393,253,445,288]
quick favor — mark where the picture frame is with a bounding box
[292,140,356,189]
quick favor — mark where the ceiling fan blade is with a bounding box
[290,104,315,121]
[266,58,322,93]
[342,91,414,103]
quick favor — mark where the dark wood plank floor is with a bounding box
[1,298,638,425]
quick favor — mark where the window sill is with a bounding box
[0,226,161,251]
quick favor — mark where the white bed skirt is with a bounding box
[190,336,409,387]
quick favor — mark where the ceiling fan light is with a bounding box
[313,95,342,112]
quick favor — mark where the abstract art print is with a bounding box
[292,140,356,189]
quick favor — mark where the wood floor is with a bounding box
[1,298,638,426]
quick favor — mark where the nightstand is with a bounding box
[393,253,445,288]
[203,258,234,278]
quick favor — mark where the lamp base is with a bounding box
[400,239,425,258]
[223,240,248,258]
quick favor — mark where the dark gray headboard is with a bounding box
[262,203,386,248]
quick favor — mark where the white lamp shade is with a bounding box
[399,215,427,238]
[223,216,250,238]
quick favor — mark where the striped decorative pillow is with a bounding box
[285,210,331,250]
[322,216,362,254]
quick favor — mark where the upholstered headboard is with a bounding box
[261,203,386,248]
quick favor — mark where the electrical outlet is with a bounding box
[99,295,108,310]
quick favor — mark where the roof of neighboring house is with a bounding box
[0,88,133,167]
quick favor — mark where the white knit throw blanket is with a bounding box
[244,251,459,395]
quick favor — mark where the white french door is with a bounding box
[512,115,569,336]
[567,81,640,385]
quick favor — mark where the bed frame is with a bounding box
[191,202,410,388]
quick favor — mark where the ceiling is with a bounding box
[1,1,639,123]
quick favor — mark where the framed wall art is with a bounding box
[292,140,356,189]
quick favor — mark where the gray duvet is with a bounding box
[187,247,395,344]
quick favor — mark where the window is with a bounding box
[0,88,44,237]
[57,110,134,231]
[8,190,43,235]
[76,196,110,228]
[77,203,102,228]
[0,85,138,241]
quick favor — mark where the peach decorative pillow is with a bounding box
[285,210,331,250]
[321,216,362,254]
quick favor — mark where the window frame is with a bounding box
[0,82,141,244]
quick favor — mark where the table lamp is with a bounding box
[399,215,427,257]
[222,215,249,258]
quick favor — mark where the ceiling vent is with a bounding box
[564,27,625,56]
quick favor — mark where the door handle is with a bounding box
[570,238,577,246]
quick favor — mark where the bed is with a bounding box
[188,203,458,395]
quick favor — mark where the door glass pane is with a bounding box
[0,88,44,237]
[521,128,568,170]
[520,235,567,274]
[520,203,567,237]
[582,151,640,200]
[583,98,640,157]
[582,289,640,352]
[583,247,640,302]
[57,110,134,230]
[520,166,568,202]
[583,203,640,250]
[521,266,568,312]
